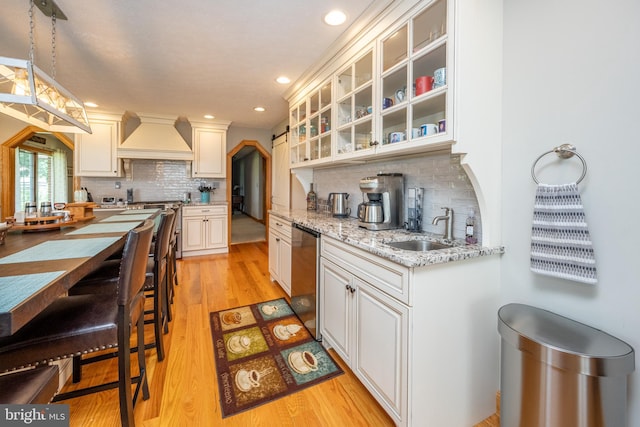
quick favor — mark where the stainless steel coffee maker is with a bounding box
[357,173,404,230]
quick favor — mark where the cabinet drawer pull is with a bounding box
[202,209,211,213]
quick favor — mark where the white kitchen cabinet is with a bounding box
[334,48,376,160]
[320,235,500,426]
[289,0,452,168]
[268,215,291,295]
[191,122,230,178]
[182,205,228,256]
[74,113,121,177]
[319,257,352,364]
[320,239,409,425]
[286,0,503,245]
[289,79,332,167]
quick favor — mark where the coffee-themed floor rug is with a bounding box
[210,298,343,417]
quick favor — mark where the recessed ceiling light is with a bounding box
[254,107,265,112]
[84,102,98,108]
[276,76,291,84]
[204,114,215,119]
[324,10,347,26]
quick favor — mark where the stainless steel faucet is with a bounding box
[432,207,453,240]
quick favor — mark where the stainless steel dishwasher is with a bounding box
[290,223,321,340]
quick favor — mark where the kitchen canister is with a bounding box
[25,202,37,218]
[40,202,52,216]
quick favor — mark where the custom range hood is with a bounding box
[118,113,193,160]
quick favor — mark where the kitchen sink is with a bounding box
[386,240,453,252]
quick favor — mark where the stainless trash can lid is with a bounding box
[498,303,635,377]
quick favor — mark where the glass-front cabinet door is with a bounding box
[335,48,374,159]
[308,80,332,162]
[290,80,332,166]
[378,0,450,153]
[290,101,307,164]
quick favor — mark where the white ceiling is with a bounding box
[0,0,389,130]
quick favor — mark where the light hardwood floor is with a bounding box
[59,242,396,426]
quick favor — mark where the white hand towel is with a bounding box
[530,182,597,284]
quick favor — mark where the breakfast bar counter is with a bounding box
[0,209,160,337]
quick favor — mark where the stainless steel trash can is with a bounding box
[498,303,635,427]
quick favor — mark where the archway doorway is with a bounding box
[226,140,271,245]
[1,126,74,220]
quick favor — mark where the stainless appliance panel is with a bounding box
[290,223,320,340]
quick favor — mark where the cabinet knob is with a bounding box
[276,237,280,242]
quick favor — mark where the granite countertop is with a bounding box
[183,201,228,207]
[269,209,504,268]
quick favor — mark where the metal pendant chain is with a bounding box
[28,0,35,64]
[51,12,57,79]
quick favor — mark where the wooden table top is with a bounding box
[0,209,160,337]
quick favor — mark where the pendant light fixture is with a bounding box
[0,0,91,133]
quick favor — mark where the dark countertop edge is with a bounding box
[269,209,505,268]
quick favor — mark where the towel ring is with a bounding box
[531,144,587,184]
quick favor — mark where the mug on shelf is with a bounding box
[415,76,434,96]
[420,123,438,136]
[434,67,446,88]
[382,97,394,109]
[438,119,446,133]
[390,132,405,143]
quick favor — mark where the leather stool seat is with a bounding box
[0,366,59,404]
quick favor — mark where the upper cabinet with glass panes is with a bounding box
[288,0,458,168]
[335,48,374,159]
[290,79,332,166]
[378,0,450,153]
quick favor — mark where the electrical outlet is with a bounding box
[115,181,121,189]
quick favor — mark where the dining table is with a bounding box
[0,209,161,337]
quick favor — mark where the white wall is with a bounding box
[502,0,640,422]
[226,126,272,155]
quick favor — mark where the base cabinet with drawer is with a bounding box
[268,216,292,295]
[320,236,500,426]
[320,239,409,425]
[182,205,228,256]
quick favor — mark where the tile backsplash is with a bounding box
[311,153,482,243]
[79,159,226,203]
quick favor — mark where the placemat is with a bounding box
[66,222,141,235]
[0,237,121,264]
[0,271,66,312]
[100,213,152,222]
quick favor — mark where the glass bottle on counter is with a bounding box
[465,209,477,244]
[306,183,317,211]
